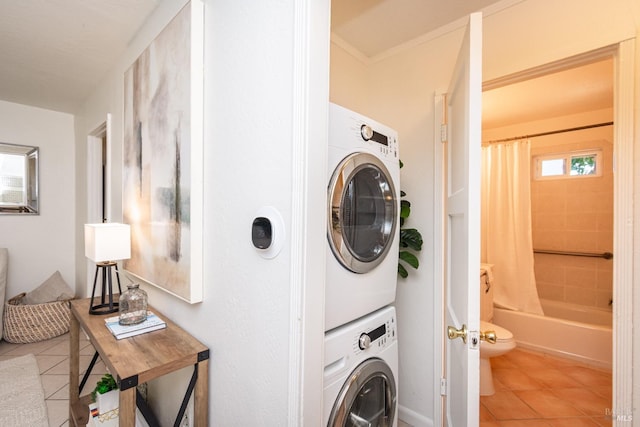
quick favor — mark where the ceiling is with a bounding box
[0,0,159,113]
[483,58,613,129]
[0,0,613,127]
[331,0,499,58]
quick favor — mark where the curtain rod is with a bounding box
[483,121,613,144]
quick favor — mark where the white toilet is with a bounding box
[479,264,516,396]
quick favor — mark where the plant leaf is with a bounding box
[400,228,423,251]
[398,263,408,278]
[399,251,419,269]
[400,200,411,219]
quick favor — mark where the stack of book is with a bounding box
[104,312,167,340]
[86,402,150,427]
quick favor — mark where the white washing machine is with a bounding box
[323,305,398,427]
[326,103,401,332]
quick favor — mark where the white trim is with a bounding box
[290,0,330,424]
[86,114,111,297]
[104,113,112,221]
[433,92,446,427]
[330,33,371,65]
[613,38,634,424]
[483,45,618,91]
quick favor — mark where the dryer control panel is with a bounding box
[353,313,396,354]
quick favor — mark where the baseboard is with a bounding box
[398,405,434,427]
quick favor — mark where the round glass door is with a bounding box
[328,153,397,273]
[327,358,397,427]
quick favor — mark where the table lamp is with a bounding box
[85,223,131,315]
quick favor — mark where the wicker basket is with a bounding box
[3,293,73,343]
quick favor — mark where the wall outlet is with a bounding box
[179,398,194,427]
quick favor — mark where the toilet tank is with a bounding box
[480,264,495,321]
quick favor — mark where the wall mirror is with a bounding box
[0,142,39,214]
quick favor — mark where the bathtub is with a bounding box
[492,299,612,369]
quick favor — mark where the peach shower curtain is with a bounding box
[481,140,544,315]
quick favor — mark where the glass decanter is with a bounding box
[119,284,148,325]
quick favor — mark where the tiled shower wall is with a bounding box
[530,137,614,310]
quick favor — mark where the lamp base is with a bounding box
[89,261,123,315]
[89,302,119,315]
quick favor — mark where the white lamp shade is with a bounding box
[85,223,131,262]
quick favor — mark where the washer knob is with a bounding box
[361,124,373,141]
[358,333,371,350]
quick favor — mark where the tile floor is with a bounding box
[480,348,612,427]
[0,335,612,427]
[0,332,107,427]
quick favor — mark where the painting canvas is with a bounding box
[123,1,203,303]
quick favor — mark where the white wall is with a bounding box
[330,0,639,424]
[0,100,75,298]
[75,0,329,425]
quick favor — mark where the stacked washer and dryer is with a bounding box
[323,103,400,427]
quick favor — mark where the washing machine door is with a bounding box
[328,153,398,274]
[328,358,397,427]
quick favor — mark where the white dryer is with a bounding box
[326,103,400,331]
[323,305,398,427]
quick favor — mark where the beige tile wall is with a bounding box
[531,138,614,309]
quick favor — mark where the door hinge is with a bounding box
[440,124,447,143]
[440,378,447,396]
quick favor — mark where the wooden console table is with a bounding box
[69,298,209,426]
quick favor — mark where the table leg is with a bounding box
[194,359,209,427]
[69,313,80,421]
[119,387,137,426]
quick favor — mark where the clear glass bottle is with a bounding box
[119,284,148,325]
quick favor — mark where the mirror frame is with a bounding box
[0,142,39,215]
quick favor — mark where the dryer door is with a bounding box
[328,153,398,274]
[327,358,397,427]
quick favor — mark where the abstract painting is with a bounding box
[122,1,203,303]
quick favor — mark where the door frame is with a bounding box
[86,114,112,296]
[433,39,635,423]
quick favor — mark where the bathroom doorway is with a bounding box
[479,50,618,420]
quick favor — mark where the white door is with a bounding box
[443,12,482,427]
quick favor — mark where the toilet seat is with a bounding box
[480,321,513,343]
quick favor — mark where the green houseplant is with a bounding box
[398,160,424,278]
[92,373,119,413]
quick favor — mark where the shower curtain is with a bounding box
[481,140,543,315]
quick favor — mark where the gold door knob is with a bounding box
[480,330,497,344]
[447,324,467,343]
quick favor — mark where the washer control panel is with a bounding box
[353,312,396,354]
[357,123,398,160]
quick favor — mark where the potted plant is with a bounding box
[398,160,424,279]
[92,373,119,414]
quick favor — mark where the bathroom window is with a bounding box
[534,149,602,180]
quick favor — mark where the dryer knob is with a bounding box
[361,125,373,141]
[358,333,371,350]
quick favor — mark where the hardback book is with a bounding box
[104,312,166,340]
